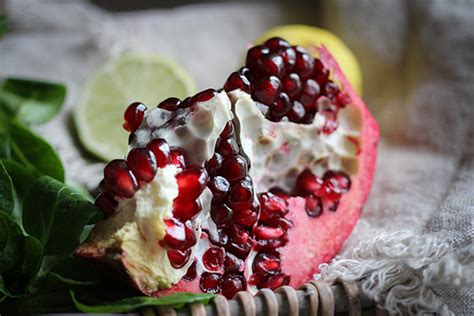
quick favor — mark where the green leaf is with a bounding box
[1,159,36,201]
[0,161,14,214]
[0,15,7,37]
[0,134,11,158]
[0,78,66,124]
[0,212,23,274]
[71,291,215,313]
[16,236,42,290]
[22,176,100,255]
[0,114,65,182]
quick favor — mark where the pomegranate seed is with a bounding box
[224,253,244,273]
[323,171,351,194]
[167,249,191,268]
[94,192,117,217]
[228,225,249,244]
[210,204,233,226]
[169,147,187,168]
[208,176,230,203]
[221,274,246,299]
[219,121,234,140]
[220,155,247,183]
[216,138,239,158]
[269,187,291,200]
[253,226,284,240]
[253,252,281,274]
[183,260,197,281]
[190,88,217,104]
[103,160,139,198]
[334,92,351,108]
[202,246,225,271]
[255,238,287,252]
[179,96,191,109]
[258,273,290,290]
[287,100,306,123]
[226,240,252,259]
[246,45,270,69]
[161,218,196,251]
[274,217,293,230]
[258,53,284,77]
[270,92,292,117]
[172,197,202,220]
[224,71,251,93]
[98,179,108,193]
[325,82,339,97]
[147,138,170,168]
[199,272,222,294]
[123,102,146,132]
[227,177,254,211]
[205,153,223,175]
[324,198,340,212]
[209,227,229,247]
[295,169,323,195]
[126,147,157,182]
[301,112,315,124]
[299,79,320,111]
[294,49,314,80]
[279,47,296,68]
[253,76,281,104]
[258,192,288,221]
[321,109,339,134]
[282,73,302,99]
[157,97,181,111]
[264,37,290,51]
[239,67,255,82]
[305,195,322,217]
[176,167,208,199]
[233,208,258,227]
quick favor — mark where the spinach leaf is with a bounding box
[0,78,66,125]
[1,159,36,202]
[0,134,11,158]
[22,176,99,255]
[0,212,23,275]
[0,161,14,214]
[16,236,42,291]
[71,292,215,313]
[0,15,7,37]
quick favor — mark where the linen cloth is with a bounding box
[1,0,472,314]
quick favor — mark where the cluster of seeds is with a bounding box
[294,169,351,217]
[224,37,350,133]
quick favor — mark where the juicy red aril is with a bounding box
[224,253,244,273]
[202,246,225,271]
[123,102,147,132]
[296,169,323,195]
[254,226,284,240]
[169,147,187,168]
[176,167,208,199]
[161,218,196,251]
[103,160,139,198]
[147,138,170,168]
[246,45,270,69]
[216,138,239,157]
[205,153,223,175]
[305,195,322,217]
[94,192,117,218]
[321,109,339,134]
[323,171,351,194]
[287,100,306,123]
[228,225,249,244]
[227,177,254,211]
[219,121,234,139]
[253,252,281,274]
[220,155,247,183]
[258,53,284,77]
[208,176,230,203]
[180,97,191,109]
[294,49,315,80]
[282,73,302,99]
[210,204,233,226]
[190,88,218,104]
[173,198,202,220]
[157,97,181,111]
[258,192,288,221]
[325,82,340,97]
[279,47,297,68]
[299,79,320,110]
[271,93,291,117]
[183,260,197,281]
[224,72,251,93]
[335,92,351,108]
[253,76,281,105]
[233,208,258,227]
[210,228,229,247]
[167,249,191,268]
[264,37,291,51]
[258,273,290,290]
[226,240,252,259]
[324,198,340,212]
[221,274,246,299]
[126,147,157,182]
[199,272,223,294]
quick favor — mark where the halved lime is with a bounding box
[74,53,196,161]
[255,25,363,95]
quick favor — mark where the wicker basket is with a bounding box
[138,280,385,316]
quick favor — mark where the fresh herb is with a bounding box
[0,15,7,37]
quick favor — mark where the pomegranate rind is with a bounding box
[279,46,379,287]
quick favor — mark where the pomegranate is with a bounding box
[76,39,378,300]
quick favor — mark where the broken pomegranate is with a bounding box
[76,38,378,299]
